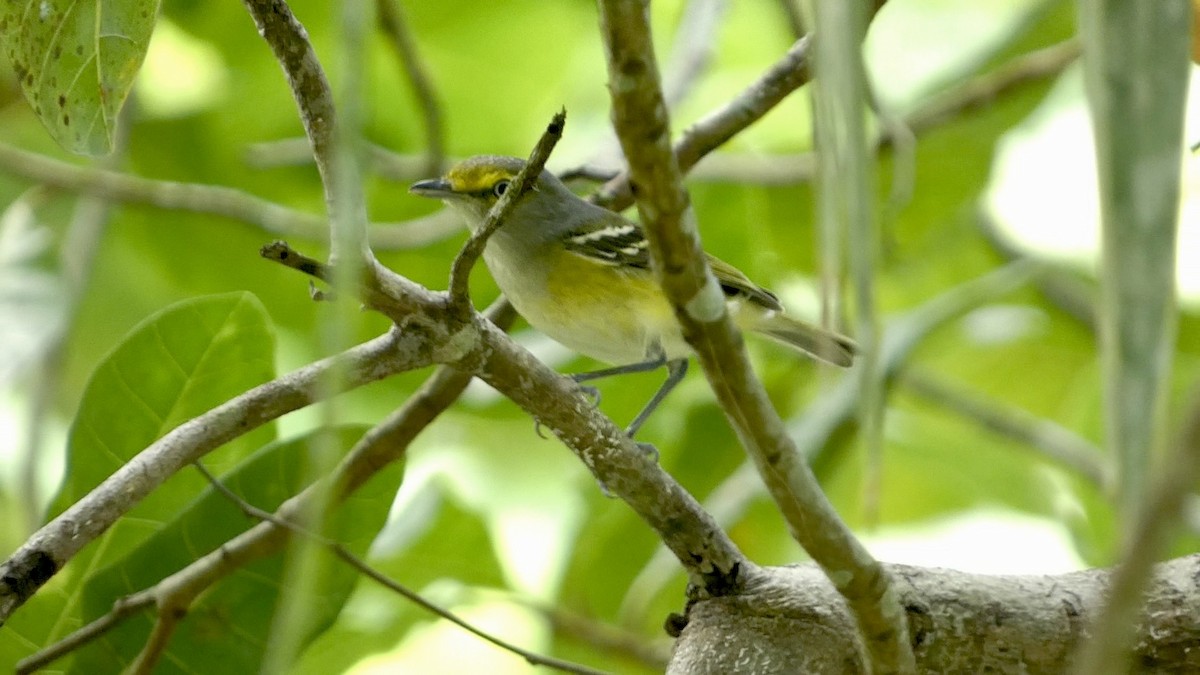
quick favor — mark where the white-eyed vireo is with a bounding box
[411,155,855,437]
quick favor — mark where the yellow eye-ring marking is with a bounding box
[445,155,522,193]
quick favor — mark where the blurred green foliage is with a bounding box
[1,0,1197,672]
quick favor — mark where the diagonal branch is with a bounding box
[903,372,1108,489]
[12,300,516,672]
[192,462,610,675]
[595,1,913,673]
[0,329,430,624]
[620,261,1043,623]
[592,35,812,211]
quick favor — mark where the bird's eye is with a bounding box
[492,180,510,198]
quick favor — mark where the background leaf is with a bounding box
[64,425,402,674]
[0,0,160,155]
[0,291,276,667]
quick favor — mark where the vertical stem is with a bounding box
[813,0,883,522]
[1078,0,1187,531]
[1073,1,1190,670]
[246,0,374,670]
[596,1,913,672]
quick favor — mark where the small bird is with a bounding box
[411,155,855,438]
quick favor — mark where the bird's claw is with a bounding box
[577,384,601,407]
[593,441,658,497]
[634,441,659,462]
[596,479,615,498]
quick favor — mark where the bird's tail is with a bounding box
[749,313,856,367]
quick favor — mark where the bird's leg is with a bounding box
[570,356,669,383]
[624,358,688,440]
[570,356,668,408]
[568,354,688,461]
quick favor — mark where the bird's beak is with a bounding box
[409,178,455,199]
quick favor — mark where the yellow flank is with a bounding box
[540,251,684,363]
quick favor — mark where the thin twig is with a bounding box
[245,138,440,179]
[592,36,813,212]
[14,593,156,674]
[447,109,566,316]
[193,462,610,675]
[903,370,1200,535]
[536,602,672,670]
[241,0,372,264]
[0,141,462,250]
[260,240,332,281]
[904,39,1080,133]
[903,371,1108,488]
[376,0,445,176]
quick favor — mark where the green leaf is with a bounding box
[67,426,404,674]
[293,494,503,675]
[0,292,276,670]
[0,0,160,155]
[49,291,276,520]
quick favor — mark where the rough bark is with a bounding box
[670,555,1200,674]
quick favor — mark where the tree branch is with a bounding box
[0,329,430,624]
[595,2,913,672]
[466,312,750,588]
[670,555,1200,673]
[12,299,516,671]
[592,35,812,212]
[902,372,1108,489]
[0,141,462,250]
[14,593,156,674]
[620,261,1043,623]
[241,0,371,264]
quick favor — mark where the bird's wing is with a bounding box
[706,254,783,310]
[563,217,652,269]
[564,218,783,311]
